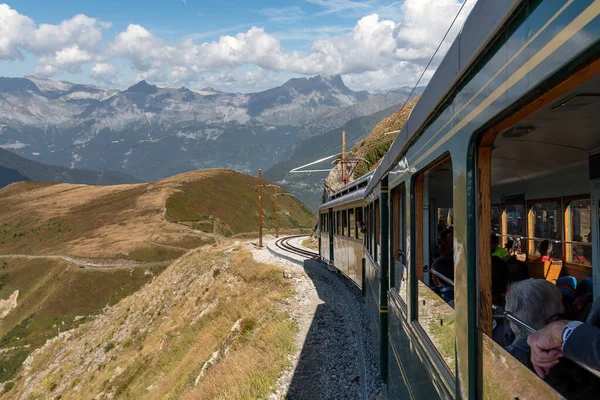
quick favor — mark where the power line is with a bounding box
[392,0,469,121]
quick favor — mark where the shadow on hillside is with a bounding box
[285,259,365,399]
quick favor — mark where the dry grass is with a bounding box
[6,245,297,399]
[0,169,313,259]
[0,257,161,384]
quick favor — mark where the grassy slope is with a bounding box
[0,168,315,390]
[351,96,420,179]
[0,258,164,384]
[165,169,315,235]
[5,246,296,399]
[0,169,314,258]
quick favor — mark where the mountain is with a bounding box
[0,75,409,185]
[0,147,138,189]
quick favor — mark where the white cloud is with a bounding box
[0,4,110,75]
[0,0,477,91]
[90,63,119,84]
[0,4,35,59]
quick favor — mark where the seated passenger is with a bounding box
[431,227,454,303]
[491,234,509,261]
[539,240,553,262]
[506,279,599,396]
[504,279,565,366]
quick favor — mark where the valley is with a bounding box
[0,169,314,397]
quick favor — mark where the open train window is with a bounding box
[348,208,355,238]
[414,156,456,377]
[356,207,364,240]
[567,198,592,265]
[529,201,563,259]
[477,66,600,398]
[336,210,341,235]
[342,209,348,236]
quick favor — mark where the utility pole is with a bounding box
[341,130,347,185]
[258,169,263,248]
[274,186,279,238]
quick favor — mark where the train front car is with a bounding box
[360,0,600,399]
[319,173,371,289]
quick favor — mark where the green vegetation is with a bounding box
[14,247,297,399]
[350,96,420,180]
[0,258,163,384]
[165,169,315,235]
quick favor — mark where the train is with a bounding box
[318,0,600,398]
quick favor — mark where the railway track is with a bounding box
[274,235,320,260]
[273,235,372,399]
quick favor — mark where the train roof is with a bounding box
[365,0,522,196]
[319,171,373,210]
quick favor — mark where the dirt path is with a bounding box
[0,254,167,269]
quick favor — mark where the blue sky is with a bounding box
[0,0,474,92]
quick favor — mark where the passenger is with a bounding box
[504,279,565,366]
[508,280,599,396]
[528,320,600,376]
[491,234,509,261]
[431,227,454,303]
[539,240,553,262]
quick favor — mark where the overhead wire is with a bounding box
[391,0,469,122]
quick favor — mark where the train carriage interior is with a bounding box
[483,70,600,397]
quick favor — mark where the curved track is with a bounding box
[274,235,372,400]
[274,235,320,260]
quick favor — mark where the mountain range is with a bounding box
[0,74,416,207]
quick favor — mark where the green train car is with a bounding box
[320,0,600,398]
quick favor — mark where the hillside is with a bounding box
[0,148,139,189]
[2,243,297,399]
[0,169,314,389]
[0,169,315,259]
[325,96,420,194]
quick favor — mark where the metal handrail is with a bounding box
[492,306,600,379]
[424,265,455,286]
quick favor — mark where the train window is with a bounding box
[356,207,364,240]
[478,68,600,398]
[567,198,592,265]
[336,210,341,235]
[391,185,408,303]
[529,201,563,259]
[342,209,348,236]
[415,157,456,376]
[491,205,501,235]
[505,204,525,237]
[375,200,380,263]
[348,208,355,238]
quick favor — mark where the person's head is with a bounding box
[538,240,553,257]
[439,227,453,256]
[505,279,565,335]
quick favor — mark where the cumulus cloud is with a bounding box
[90,63,119,84]
[0,4,109,75]
[0,0,476,91]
